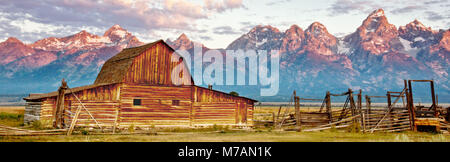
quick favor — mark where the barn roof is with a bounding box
[94,40,162,84]
[24,83,116,101]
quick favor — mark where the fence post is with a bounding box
[295,96,301,127]
[326,91,332,123]
[54,79,68,129]
[362,112,366,133]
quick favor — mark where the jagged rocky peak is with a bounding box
[399,19,434,34]
[305,22,330,36]
[345,8,400,55]
[399,19,437,43]
[432,29,450,53]
[226,25,283,50]
[303,22,337,55]
[1,37,30,49]
[3,37,23,44]
[103,24,131,42]
[247,25,282,39]
[169,33,194,50]
[250,25,280,33]
[285,24,303,36]
[408,19,431,31]
[280,25,305,54]
[69,30,98,41]
[369,8,385,18]
[0,37,37,65]
[104,24,126,36]
[359,9,396,35]
[177,33,191,43]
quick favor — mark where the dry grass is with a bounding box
[0,106,449,142]
[0,106,24,114]
[1,130,448,142]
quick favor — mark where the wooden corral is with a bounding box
[23,40,256,130]
[253,80,450,133]
[405,80,448,132]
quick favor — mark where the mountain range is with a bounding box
[0,9,448,102]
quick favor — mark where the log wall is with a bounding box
[40,98,56,124]
[27,84,121,127]
[193,86,254,125]
[119,84,192,127]
[64,84,120,101]
[24,101,43,124]
[27,84,255,128]
[192,102,237,125]
[64,100,119,127]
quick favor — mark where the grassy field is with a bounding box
[0,106,25,127]
[1,130,448,142]
[0,106,449,142]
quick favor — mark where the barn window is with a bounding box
[172,100,180,106]
[133,99,142,106]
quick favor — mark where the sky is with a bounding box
[0,0,449,48]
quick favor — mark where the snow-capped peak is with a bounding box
[104,24,129,39]
[369,8,385,18]
[306,22,328,34]
[111,24,122,29]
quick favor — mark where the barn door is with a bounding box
[236,102,247,124]
[240,102,247,124]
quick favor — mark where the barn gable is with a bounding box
[94,40,193,85]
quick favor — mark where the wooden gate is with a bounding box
[299,112,330,127]
[363,108,412,132]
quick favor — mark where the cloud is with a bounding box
[204,0,245,12]
[265,0,291,6]
[328,0,378,15]
[199,36,213,41]
[425,11,449,21]
[391,5,425,14]
[423,0,447,5]
[0,0,246,43]
[213,26,240,35]
[239,21,257,33]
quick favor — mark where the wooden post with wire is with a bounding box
[357,90,362,112]
[326,91,332,123]
[294,91,301,128]
[54,79,68,129]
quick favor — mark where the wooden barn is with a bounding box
[23,40,256,129]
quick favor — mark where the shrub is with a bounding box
[229,91,239,96]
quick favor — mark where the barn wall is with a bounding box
[25,84,121,127]
[192,86,254,125]
[118,84,192,127]
[64,100,119,127]
[124,42,192,85]
[61,84,121,127]
[24,101,43,124]
[25,84,255,127]
[64,84,121,101]
[37,97,56,126]
[192,102,237,125]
